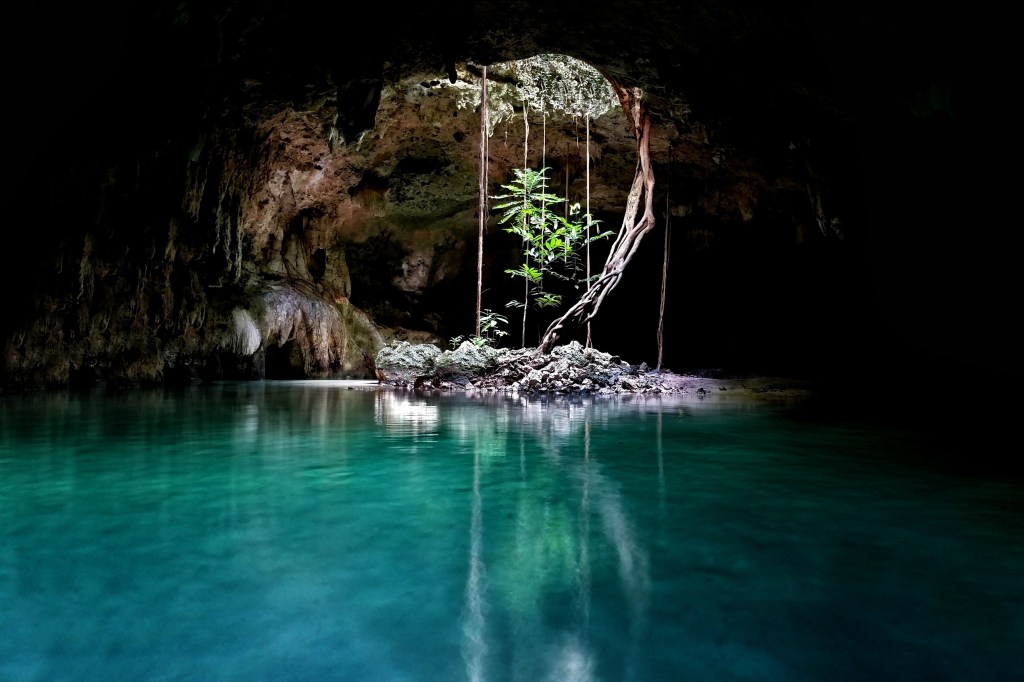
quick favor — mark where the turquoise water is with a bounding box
[1,382,1021,682]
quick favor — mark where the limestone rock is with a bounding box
[375,341,443,386]
[376,339,684,395]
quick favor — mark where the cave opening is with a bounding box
[433,53,631,351]
[265,341,306,379]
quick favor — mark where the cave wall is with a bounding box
[3,1,1007,390]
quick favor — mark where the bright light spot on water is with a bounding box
[374,392,439,435]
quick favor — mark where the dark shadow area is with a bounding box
[265,342,307,379]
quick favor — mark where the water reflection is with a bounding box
[2,385,1020,681]
[375,391,439,437]
[0,387,735,681]
[462,434,487,682]
[435,394,656,681]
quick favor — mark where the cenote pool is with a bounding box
[1,382,1021,681]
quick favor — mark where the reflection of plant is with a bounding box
[450,309,508,348]
[492,167,611,346]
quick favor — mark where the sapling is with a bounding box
[491,167,610,346]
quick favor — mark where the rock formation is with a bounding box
[377,340,676,394]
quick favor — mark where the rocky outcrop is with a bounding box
[374,341,444,386]
[377,340,680,394]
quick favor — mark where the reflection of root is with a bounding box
[546,634,595,682]
[575,455,651,682]
[461,447,487,682]
[460,551,487,679]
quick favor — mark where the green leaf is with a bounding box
[534,293,562,308]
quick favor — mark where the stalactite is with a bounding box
[183,134,208,221]
[234,201,244,282]
[213,175,230,257]
[162,265,175,332]
[77,233,94,302]
[164,218,179,261]
[212,148,247,275]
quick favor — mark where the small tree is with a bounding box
[492,167,610,346]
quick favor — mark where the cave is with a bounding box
[1,5,1019,678]
[2,1,1014,395]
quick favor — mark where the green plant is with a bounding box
[492,167,610,345]
[479,309,509,343]
[450,310,508,349]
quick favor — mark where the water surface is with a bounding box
[2,382,1020,681]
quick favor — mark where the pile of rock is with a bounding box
[375,340,681,394]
